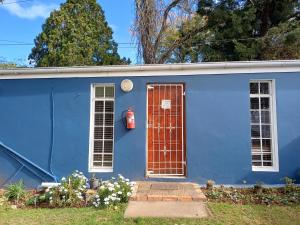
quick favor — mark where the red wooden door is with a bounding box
[147,84,186,176]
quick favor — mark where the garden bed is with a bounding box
[202,180,300,206]
[0,171,135,210]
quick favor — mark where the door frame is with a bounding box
[145,83,186,178]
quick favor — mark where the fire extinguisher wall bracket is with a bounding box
[125,107,135,129]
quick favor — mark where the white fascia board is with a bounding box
[0,60,300,80]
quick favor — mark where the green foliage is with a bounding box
[205,184,300,205]
[5,180,26,204]
[47,170,87,207]
[283,177,297,193]
[92,174,134,208]
[175,0,300,62]
[260,20,300,60]
[28,0,129,67]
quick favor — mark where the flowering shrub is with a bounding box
[92,174,135,208]
[48,170,87,207]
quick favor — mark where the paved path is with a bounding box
[124,201,211,218]
[125,182,210,218]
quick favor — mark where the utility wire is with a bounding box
[0,36,264,47]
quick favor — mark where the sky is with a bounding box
[0,0,137,65]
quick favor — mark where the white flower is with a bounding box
[112,177,115,180]
[112,193,116,197]
[104,201,109,205]
[100,186,105,190]
[127,192,132,197]
[125,179,129,182]
[108,187,114,191]
[104,197,109,201]
[61,177,66,181]
[118,191,122,195]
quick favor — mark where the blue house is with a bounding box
[0,60,299,188]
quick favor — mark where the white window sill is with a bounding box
[89,168,113,173]
[252,166,279,172]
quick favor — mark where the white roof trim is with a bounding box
[0,60,300,79]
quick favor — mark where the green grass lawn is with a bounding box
[0,203,299,225]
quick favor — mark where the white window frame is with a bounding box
[88,84,115,173]
[250,80,279,172]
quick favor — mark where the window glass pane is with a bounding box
[105,101,114,112]
[95,101,104,112]
[262,139,271,152]
[103,154,113,161]
[94,127,103,139]
[263,161,272,166]
[251,111,260,123]
[261,125,271,138]
[252,154,261,161]
[105,86,114,98]
[104,127,113,139]
[93,154,103,161]
[93,162,102,166]
[251,125,260,137]
[260,83,269,94]
[263,154,272,161]
[105,114,114,126]
[95,114,104,126]
[251,139,261,151]
[252,161,262,166]
[103,162,112,167]
[261,98,269,109]
[94,141,103,153]
[104,141,113,153]
[250,82,259,94]
[250,98,259,109]
[95,87,104,97]
[261,111,270,124]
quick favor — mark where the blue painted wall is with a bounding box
[0,72,299,187]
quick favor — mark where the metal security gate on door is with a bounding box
[146,84,186,177]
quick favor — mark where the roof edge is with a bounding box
[0,60,300,79]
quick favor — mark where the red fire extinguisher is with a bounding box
[126,108,135,129]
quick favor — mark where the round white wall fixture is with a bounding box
[121,79,133,92]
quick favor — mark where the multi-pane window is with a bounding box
[250,80,278,171]
[89,85,115,172]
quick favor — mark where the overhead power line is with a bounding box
[0,36,264,48]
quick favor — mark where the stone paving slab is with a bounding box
[124,201,210,218]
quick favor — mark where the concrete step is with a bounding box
[130,181,207,202]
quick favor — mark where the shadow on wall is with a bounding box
[0,143,56,189]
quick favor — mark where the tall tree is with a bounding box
[134,0,207,64]
[172,0,300,62]
[29,0,129,67]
